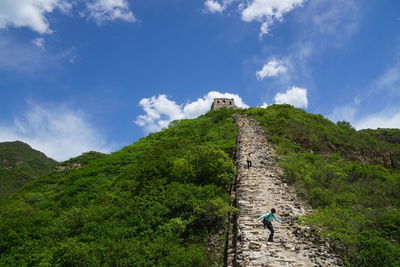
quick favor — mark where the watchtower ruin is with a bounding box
[210,98,237,111]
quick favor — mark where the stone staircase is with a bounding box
[227,115,343,267]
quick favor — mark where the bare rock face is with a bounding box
[227,115,343,267]
[294,136,400,170]
[347,148,400,169]
[56,162,82,171]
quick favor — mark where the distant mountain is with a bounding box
[0,141,57,198]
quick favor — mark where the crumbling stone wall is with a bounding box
[227,115,343,266]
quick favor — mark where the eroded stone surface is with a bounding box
[229,115,342,267]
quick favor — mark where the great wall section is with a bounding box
[226,115,343,267]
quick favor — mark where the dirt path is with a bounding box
[228,115,342,266]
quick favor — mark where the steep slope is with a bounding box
[245,105,400,169]
[0,141,57,198]
[0,109,238,266]
[244,105,400,266]
[229,115,342,266]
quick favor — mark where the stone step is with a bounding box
[228,116,343,267]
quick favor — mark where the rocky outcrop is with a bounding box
[227,115,342,266]
[56,162,82,171]
[346,148,400,169]
[293,137,400,170]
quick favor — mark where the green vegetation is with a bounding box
[245,105,400,266]
[360,128,400,145]
[244,105,400,156]
[0,108,238,266]
[60,151,106,166]
[2,105,398,266]
[0,141,57,199]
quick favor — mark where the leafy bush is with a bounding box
[244,105,400,155]
[349,231,400,267]
[0,108,238,266]
[246,105,400,265]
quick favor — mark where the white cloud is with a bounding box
[256,60,287,80]
[304,0,358,38]
[0,0,134,34]
[372,65,400,96]
[204,0,305,37]
[204,0,235,14]
[84,0,136,24]
[183,91,248,118]
[32,37,45,50]
[327,97,360,123]
[204,1,225,13]
[0,0,71,34]
[241,0,304,22]
[328,105,357,123]
[327,100,400,130]
[328,49,400,130]
[256,0,360,88]
[0,104,113,161]
[274,86,308,108]
[260,102,269,108]
[259,21,272,38]
[62,46,78,64]
[135,95,184,133]
[241,0,305,37]
[135,91,248,133]
[0,34,46,73]
[354,110,400,130]
[0,33,78,73]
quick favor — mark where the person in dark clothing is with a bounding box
[257,208,281,242]
[246,153,252,168]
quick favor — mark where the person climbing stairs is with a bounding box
[227,115,343,266]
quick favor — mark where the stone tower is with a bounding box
[210,98,237,111]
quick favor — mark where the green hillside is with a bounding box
[245,105,400,266]
[0,109,238,266]
[1,106,399,266]
[0,141,57,199]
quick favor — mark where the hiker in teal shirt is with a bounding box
[257,208,281,242]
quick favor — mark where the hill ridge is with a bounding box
[0,140,57,198]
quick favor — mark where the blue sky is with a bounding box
[0,0,399,161]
